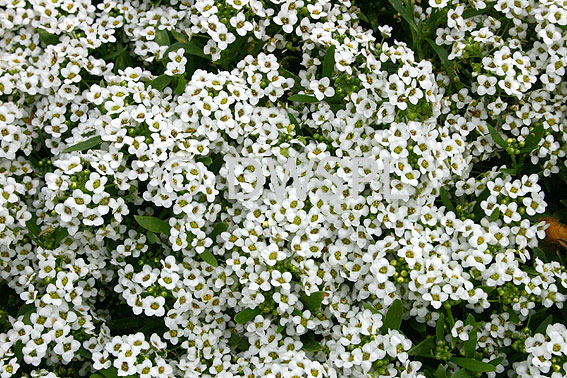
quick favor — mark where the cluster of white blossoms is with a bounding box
[1,0,567,377]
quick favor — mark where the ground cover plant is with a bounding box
[1,0,567,377]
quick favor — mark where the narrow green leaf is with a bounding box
[486,124,508,149]
[435,364,448,378]
[363,302,379,314]
[38,29,59,45]
[63,136,103,153]
[387,0,418,31]
[210,222,229,240]
[171,30,189,43]
[53,227,68,245]
[449,357,496,373]
[301,332,323,352]
[149,75,173,91]
[439,187,455,212]
[302,338,323,352]
[408,336,435,357]
[279,67,301,86]
[488,207,500,222]
[106,46,128,60]
[424,38,455,77]
[508,308,520,324]
[489,356,504,367]
[163,42,209,60]
[134,215,171,234]
[436,313,445,343]
[322,45,336,78]
[146,231,159,244]
[521,123,544,153]
[464,327,477,358]
[532,247,547,263]
[234,307,261,324]
[25,218,40,236]
[300,292,326,311]
[462,8,484,19]
[228,333,244,349]
[174,76,187,95]
[288,94,318,103]
[107,317,140,330]
[535,314,553,335]
[450,369,469,378]
[288,112,300,128]
[382,299,403,334]
[196,156,213,165]
[199,250,219,267]
[154,28,170,46]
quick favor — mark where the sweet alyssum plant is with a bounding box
[1,0,567,377]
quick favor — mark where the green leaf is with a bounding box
[199,250,218,267]
[486,124,508,149]
[98,366,136,378]
[472,186,491,220]
[439,187,455,212]
[322,45,336,78]
[532,247,547,263]
[106,316,140,330]
[301,332,323,352]
[134,215,171,234]
[508,308,520,324]
[171,30,190,43]
[63,136,103,153]
[449,357,496,373]
[279,67,301,86]
[25,218,40,236]
[174,76,187,95]
[535,314,553,334]
[300,292,326,311]
[234,307,261,324]
[149,75,173,91]
[434,364,448,378]
[408,336,435,357]
[163,42,209,60]
[424,38,455,77]
[154,28,170,46]
[387,0,418,31]
[288,94,318,103]
[462,8,484,19]
[38,29,59,45]
[436,313,445,343]
[146,231,159,244]
[228,333,245,350]
[489,356,504,367]
[521,123,544,153]
[105,46,128,60]
[382,299,403,334]
[89,375,106,378]
[288,112,300,128]
[464,327,477,358]
[76,348,92,359]
[450,369,469,378]
[53,227,68,245]
[363,302,379,314]
[210,222,229,240]
[302,338,323,352]
[489,207,500,222]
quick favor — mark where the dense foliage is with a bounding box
[1,0,567,377]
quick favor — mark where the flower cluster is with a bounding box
[1,0,567,377]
